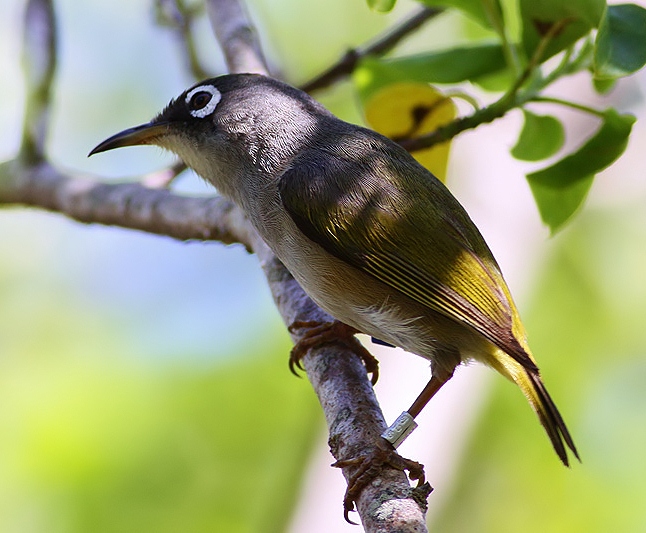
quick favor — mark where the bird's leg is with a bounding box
[288,320,380,384]
[335,372,452,522]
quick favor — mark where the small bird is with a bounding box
[90,73,578,517]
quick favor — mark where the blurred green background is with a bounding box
[1,0,646,531]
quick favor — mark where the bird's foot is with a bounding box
[332,438,429,524]
[288,320,379,384]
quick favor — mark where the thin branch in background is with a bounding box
[300,6,442,94]
[141,160,188,189]
[20,0,57,163]
[155,0,211,80]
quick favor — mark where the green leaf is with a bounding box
[520,0,605,61]
[594,4,646,79]
[529,175,595,233]
[527,109,635,232]
[354,44,507,99]
[511,110,565,161]
[367,0,397,12]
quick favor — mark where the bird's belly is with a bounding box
[271,225,481,373]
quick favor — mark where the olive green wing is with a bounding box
[278,143,535,370]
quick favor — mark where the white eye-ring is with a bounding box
[185,85,222,118]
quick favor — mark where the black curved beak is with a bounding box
[88,122,171,156]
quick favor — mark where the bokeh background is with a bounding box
[1,0,645,531]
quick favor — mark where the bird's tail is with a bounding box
[489,354,579,466]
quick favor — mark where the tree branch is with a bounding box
[155,0,211,80]
[205,0,267,75]
[207,1,429,530]
[398,18,574,153]
[0,160,257,248]
[0,0,432,530]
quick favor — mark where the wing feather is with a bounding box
[279,136,535,370]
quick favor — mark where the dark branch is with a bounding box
[300,6,442,94]
[398,96,517,152]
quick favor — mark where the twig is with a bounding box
[141,160,188,188]
[398,95,521,152]
[301,6,442,94]
[155,0,211,80]
[530,96,607,118]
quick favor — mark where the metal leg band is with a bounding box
[381,411,418,448]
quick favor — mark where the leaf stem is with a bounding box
[530,96,608,118]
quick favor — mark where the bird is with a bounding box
[90,73,579,518]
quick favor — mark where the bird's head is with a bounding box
[89,73,330,200]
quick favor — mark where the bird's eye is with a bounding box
[189,91,212,111]
[184,85,222,118]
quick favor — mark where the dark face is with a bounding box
[89,75,260,156]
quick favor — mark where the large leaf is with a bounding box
[511,110,565,161]
[594,4,646,79]
[527,109,635,232]
[520,0,605,61]
[354,44,507,99]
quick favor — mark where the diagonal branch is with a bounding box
[300,6,442,94]
[398,18,575,153]
[206,1,429,531]
[206,0,267,75]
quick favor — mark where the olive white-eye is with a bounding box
[90,73,578,513]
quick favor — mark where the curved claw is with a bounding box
[288,349,305,377]
[287,320,380,384]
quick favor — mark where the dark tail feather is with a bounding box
[526,370,580,466]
